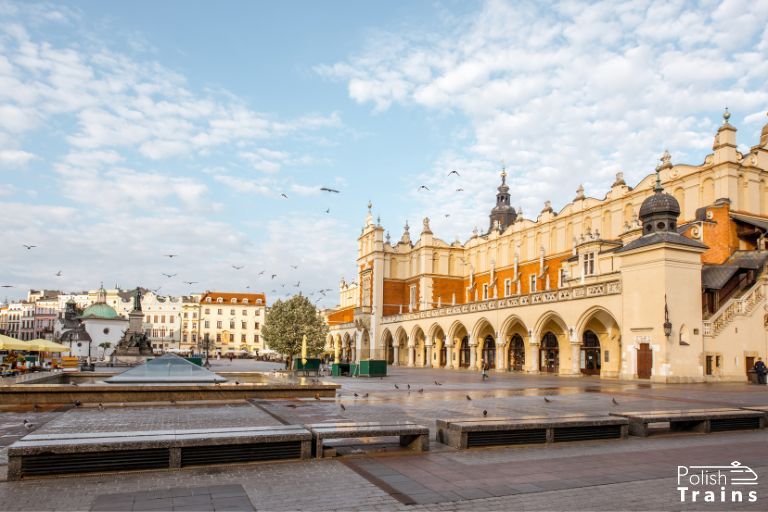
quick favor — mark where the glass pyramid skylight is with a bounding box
[106,353,228,383]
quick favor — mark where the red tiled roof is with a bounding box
[199,291,266,305]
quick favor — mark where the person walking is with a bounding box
[481,359,489,380]
[754,358,767,385]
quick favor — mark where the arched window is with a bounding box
[482,334,496,369]
[509,334,525,371]
[539,332,559,373]
[581,330,601,376]
[460,336,471,368]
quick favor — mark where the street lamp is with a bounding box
[202,333,211,367]
[663,296,672,338]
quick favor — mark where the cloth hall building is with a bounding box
[325,111,768,383]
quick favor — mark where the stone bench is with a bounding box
[306,421,429,458]
[8,425,312,480]
[610,408,767,437]
[436,415,629,449]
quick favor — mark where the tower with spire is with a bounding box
[489,167,517,232]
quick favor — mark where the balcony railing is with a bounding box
[381,279,622,324]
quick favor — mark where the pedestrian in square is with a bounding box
[481,359,489,380]
[754,358,767,385]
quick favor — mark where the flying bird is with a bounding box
[161,273,177,278]
[232,265,244,270]
[444,214,450,218]
[22,244,36,250]
[320,187,340,193]
[183,281,198,285]
[164,254,178,258]
[325,208,330,214]
[55,271,62,277]
[418,185,430,191]
[448,170,461,176]
[258,271,265,276]
[1,285,15,288]
[294,281,301,288]
[271,274,277,279]
[456,188,464,192]
[280,193,288,199]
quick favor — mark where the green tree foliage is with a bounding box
[98,342,112,359]
[262,295,328,358]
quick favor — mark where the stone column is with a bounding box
[445,338,454,369]
[495,340,506,371]
[571,341,581,376]
[425,340,433,368]
[528,333,540,374]
[408,344,415,367]
[469,341,478,370]
[393,345,400,366]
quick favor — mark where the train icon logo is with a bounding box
[677,461,759,503]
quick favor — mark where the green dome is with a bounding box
[81,303,120,320]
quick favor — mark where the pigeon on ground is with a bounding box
[23,419,35,430]
[340,403,346,411]
[483,410,488,417]
[544,397,551,403]
[466,395,472,401]
[612,397,619,405]
[98,403,104,412]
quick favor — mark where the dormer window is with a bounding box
[242,299,249,304]
[216,297,223,303]
[231,298,237,304]
[257,299,263,305]
[206,297,212,303]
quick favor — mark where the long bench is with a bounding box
[7,425,312,480]
[306,421,429,458]
[436,415,628,449]
[610,408,767,437]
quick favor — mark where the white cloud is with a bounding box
[0,148,37,166]
[320,0,768,234]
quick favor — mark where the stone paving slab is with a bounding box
[91,484,255,511]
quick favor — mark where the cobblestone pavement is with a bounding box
[1,366,767,510]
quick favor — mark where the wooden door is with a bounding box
[637,343,652,379]
[746,356,755,378]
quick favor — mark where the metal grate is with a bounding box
[466,429,547,447]
[553,425,623,442]
[710,416,762,432]
[180,441,302,466]
[21,448,170,477]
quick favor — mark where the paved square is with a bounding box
[2,364,767,511]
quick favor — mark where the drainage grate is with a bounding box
[21,448,170,477]
[710,416,762,432]
[180,441,302,466]
[553,425,623,442]
[466,429,547,447]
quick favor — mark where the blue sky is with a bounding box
[1,0,767,306]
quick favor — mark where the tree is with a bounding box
[262,295,328,361]
[98,342,112,359]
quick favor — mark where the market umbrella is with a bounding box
[301,334,308,366]
[0,334,31,351]
[26,339,70,352]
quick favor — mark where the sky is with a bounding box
[1,0,767,307]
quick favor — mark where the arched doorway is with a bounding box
[383,331,394,364]
[539,332,559,373]
[509,334,525,371]
[581,330,601,375]
[482,335,496,369]
[459,336,471,368]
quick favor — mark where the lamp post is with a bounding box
[203,333,211,367]
[663,296,672,338]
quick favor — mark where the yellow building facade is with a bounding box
[326,111,768,383]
